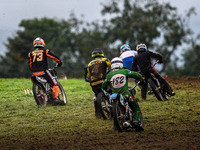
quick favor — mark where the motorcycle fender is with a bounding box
[101,88,108,97]
[110,93,118,103]
[110,93,126,106]
[31,76,45,91]
[119,95,126,106]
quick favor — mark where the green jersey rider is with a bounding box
[102,57,144,131]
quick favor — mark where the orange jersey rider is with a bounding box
[28,37,62,103]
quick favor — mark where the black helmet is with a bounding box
[91,48,104,58]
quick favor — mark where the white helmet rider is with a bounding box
[111,57,124,71]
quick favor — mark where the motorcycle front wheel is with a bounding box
[57,82,67,105]
[147,78,164,101]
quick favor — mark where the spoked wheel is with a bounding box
[112,100,127,132]
[97,92,112,119]
[162,91,169,101]
[32,83,47,106]
[57,82,67,105]
[147,83,153,95]
[147,78,164,101]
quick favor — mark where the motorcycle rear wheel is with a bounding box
[32,83,48,106]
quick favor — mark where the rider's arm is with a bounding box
[127,70,143,81]
[149,51,163,62]
[131,58,138,71]
[46,49,62,66]
[28,52,32,71]
[102,79,110,91]
[102,58,111,67]
[85,67,90,82]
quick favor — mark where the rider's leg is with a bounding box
[52,85,59,100]
[43,70,60,101]
[91,84,102,118]
[141,81,147,100]
[128,95,144,131]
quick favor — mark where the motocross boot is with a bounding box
[52,85,61,104]
[94,97,101,118]
[129,100,144,132]
[132,121,144,132]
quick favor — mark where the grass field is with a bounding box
[0,77,199,150]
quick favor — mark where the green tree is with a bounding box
[0,16,115,78]
[0,0,196,78]
[101,0,195,73]
[181,35,200,76]
[0,17,77,78]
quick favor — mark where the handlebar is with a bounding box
[153,60,160,67]
[133,81,140,89]
[52,63,58,70]
[48,63,58,73]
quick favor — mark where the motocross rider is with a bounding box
[119,44,138,71]
[28,37,62,104]
[102,57,144,131]
[131,43,175,100]
[84,48,111,117]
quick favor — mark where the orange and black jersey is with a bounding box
[28,48,62,72]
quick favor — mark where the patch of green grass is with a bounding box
[0,78,199,149]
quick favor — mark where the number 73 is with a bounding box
[32,51,43,62]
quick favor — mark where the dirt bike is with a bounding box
[111,92,144,132]
[31,64,67,106]
[144,61,168,101]
[96,80,138,120]
[96,88,112,119]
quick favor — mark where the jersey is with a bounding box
[28,48,62,72]
[86,57,111,86]
[102,68,143,96]
[132,50,162,74]
[120,50,137,70]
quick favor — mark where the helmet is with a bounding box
[92,48,104,58]
[111,57,124,70]
[136,43,147,53]
[120,44,131,53]
[33,37,45,47]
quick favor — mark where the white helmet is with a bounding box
[136,43,147,53]
[111,57,123,70]
[33,37,45,47]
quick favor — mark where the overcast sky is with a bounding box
[0,0,200,55]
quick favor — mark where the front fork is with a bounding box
[125,102,133,122]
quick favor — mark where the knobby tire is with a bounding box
[112,99,125,132]
[32,83,47,106]
[57,82,67,105]
[147,78,164,101]
[97,92,111,119]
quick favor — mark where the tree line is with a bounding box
[0,0,199,78]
